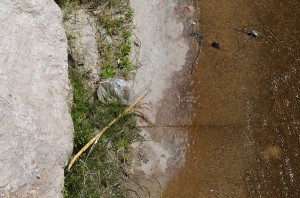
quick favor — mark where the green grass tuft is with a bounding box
[64,61,140,197]
[58,1,140,197]
[101,63,117,79]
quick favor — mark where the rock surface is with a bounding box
[128,0,192,197]
[64,9,101,86]
[0,1,73,197]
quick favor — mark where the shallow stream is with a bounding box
[164,0,300,197]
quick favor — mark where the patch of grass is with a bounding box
[58,1,140,196]
[64,60,140,197]
[125,7,135,21]
[95,2,135,79]
[120,41,131,56]
[122,29,132,40]
[119,57,132,71]
[66,33,76,42]
[103,17,125,36]
[101,63,117,79]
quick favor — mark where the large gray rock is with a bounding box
[0,0,73,197]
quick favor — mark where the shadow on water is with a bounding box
[164,0,300,197]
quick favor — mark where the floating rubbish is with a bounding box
[247,30,259,38]
[189,19,197,25]
[211,42,220,49]
[97,78,131,105]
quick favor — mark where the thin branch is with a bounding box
[68,92,148,170]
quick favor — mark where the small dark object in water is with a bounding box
[246,30,259,38]
[211,42,220,49]
[190,32,203,45]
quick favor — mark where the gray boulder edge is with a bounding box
[0,0,73,197]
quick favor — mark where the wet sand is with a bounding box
[164,0,300,197]
[128,0,194,197]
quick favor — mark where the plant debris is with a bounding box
[190,32,204,45]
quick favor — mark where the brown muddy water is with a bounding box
[164,0,300,197]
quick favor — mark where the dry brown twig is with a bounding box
[67,92,148,170]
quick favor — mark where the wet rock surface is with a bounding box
[0,0,73,197]
[128,0,194,197]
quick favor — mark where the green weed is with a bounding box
[122,29,132,40]
[66,34,76,42]
[101,63,117,79]
[125,7,135,21]
[64,61,140,198]
[119,57,132,71]
[120,41,131,56]
[58,1,139,196]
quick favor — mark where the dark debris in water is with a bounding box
[211,42,220,49]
